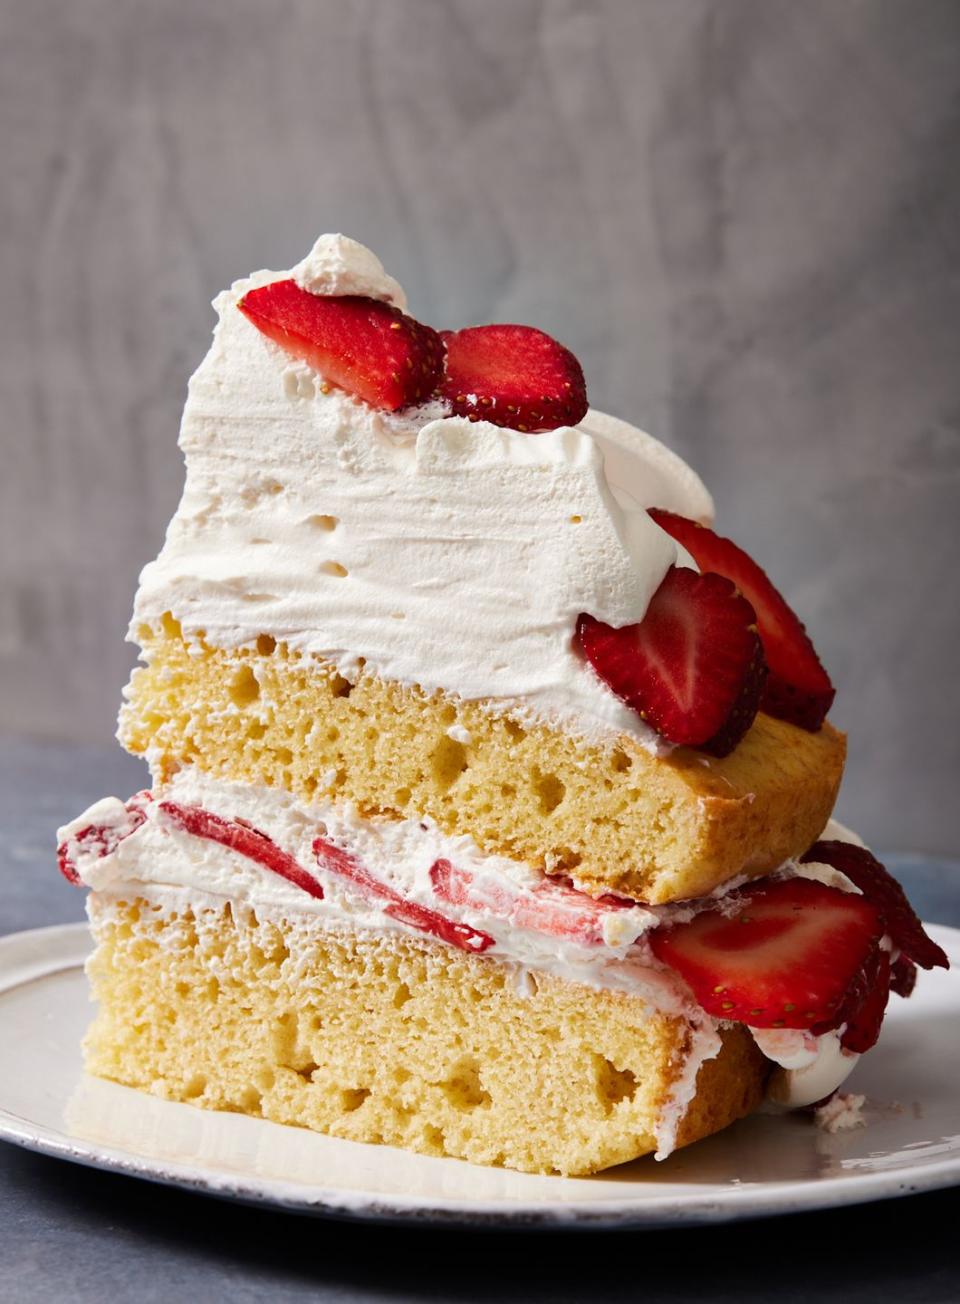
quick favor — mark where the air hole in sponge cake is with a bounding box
[421,1125,446,1155]
[553,848,582,871]
[160,611,182,639]
[237,1085,263,1113]
[440,1057,491,1111]
[341,1087,371,1112]
[227,664,260,708]
[532,768,566,814]
[429,735,468,790]
[594,1055,639,1112]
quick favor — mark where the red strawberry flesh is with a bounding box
[429,858,636,946]
[801,840,948,970]
[440,324,587,432]
[649,877,883,1029]
[890,953,918,998]
[577,566,766,755]
[648,509,834,731]
[314,839,494,954]
[57,791,152,885]
[58,848,82,886]
[159,801,324,900]
[831,943,891,1053]
[239,282,445,412]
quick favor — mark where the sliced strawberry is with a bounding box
[428,857,473,908]
[546,876,637,911]
[439,324,587,432]
[429,859,637,946]
[57,850,82,886]
[890,954,918,998]
[314,839,494,955]
[577,566,766,755]
[801,840,948,970]
[833,943,891,1053]
[239,282,445,411]
[159,801,324,900]
[648,509,834,731]
[649,877,882,1029]
[57,791,152,885]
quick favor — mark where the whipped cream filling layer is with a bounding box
[60,770,869,1144]
[61,769,727,1159]
[61,770,708,1002]
[131,234,713,748]
[67,777,858,1007]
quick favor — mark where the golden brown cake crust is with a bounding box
[85,894,768,1176]
[120,621,845,904]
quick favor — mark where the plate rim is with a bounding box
[2,920,959,1230]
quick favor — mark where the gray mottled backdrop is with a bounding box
[2,0,958,855]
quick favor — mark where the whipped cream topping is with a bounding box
[131,234,712,747]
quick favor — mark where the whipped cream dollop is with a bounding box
[131,234,712,747]
[757,1028,858,1107]
[291,233,407,309]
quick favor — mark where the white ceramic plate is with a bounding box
[1,922,959,1229]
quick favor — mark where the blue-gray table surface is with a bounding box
[1,737,958,1303]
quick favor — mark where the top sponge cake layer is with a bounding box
[121,619,846,905]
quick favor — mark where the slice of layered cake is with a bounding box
[57,235,946,1176]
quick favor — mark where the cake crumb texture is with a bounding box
[814,1092,867,1134]
[84,895,768,1176]
[120,620,846,904]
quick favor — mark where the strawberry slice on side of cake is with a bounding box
[55,233,942,1176]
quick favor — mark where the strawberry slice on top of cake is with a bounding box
[56,233,945,1176]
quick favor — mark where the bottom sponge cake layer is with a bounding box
[84,893,769,1175]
